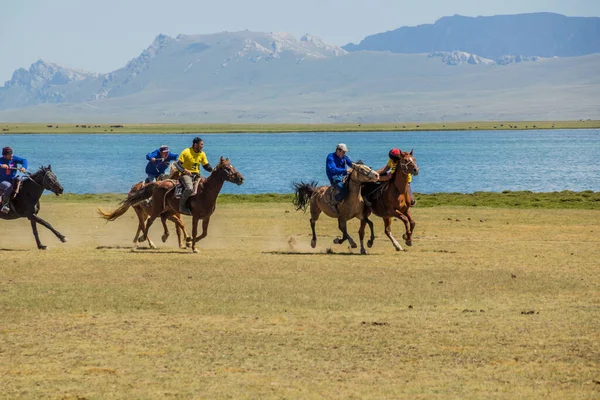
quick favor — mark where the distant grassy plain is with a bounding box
[1,199,599,399]
[2,119,599,134]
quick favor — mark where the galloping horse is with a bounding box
[99,180,192,249]
[99,157,244,253]
[0,166,67,249]
[293,162,379,254]
[361,149,419,251]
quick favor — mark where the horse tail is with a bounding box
[293,180,318,212]
[97,183,157,221]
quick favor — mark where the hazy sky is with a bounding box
[1,0,599,82]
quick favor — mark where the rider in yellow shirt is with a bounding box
[174,137,213,214]
[377,148,415,206]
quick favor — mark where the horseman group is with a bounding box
[0,138,419,253]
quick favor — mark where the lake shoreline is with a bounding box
[2,120,599,134]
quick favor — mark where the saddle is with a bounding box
[361,181,389,203]
[173,176,203,199]
[11,178,22,199]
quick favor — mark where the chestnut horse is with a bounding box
[293,162,379,254]
[99,157,244,253]
[361,149,419,251]
[98,166,191,249]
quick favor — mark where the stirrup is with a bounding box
[179,205,191,215]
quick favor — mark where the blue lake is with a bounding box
[2,130,599,194]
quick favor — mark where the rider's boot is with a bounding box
[179,193,191,215]
[1,193,10,213]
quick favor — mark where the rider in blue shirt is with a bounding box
[0,146,28,213]
[145,145,178,183]
[325,143,353,207]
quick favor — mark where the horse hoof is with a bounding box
[402,234,408,240]
[38,245,47,250]
[367,240,373,248]
[311,240,316,248]
[333,238,340,244]
[395,247,402,252]
[193,249,199,254]
[138,236,146,242]
[405,240,412,247]
[161,234,169,243]
[361,249,367,255]
[61,237,68,243]
[350,243,358,249]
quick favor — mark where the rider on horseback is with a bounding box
[0,147,28,213]
[377,148,415,206]
[325,143,353,211]
[174,137,213,215]
[145,145,178,183]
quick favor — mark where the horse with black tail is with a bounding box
[0,166,67,250]
[293,162,379,254]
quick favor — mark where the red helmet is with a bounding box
[388,148,401,161]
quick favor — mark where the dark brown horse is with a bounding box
[361,149,419,251]
[0,166,67,249]
[99,157,244,253]
[293,162,379,254]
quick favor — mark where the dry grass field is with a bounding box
[1,201,599,399]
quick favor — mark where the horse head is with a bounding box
[35,165,64,195]
[216,157,244,186]
[398,150,419,176]
[350,161,379,183]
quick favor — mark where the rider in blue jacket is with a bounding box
[325,143,353,208]
[0,146,28,213]
[145,145,178,183]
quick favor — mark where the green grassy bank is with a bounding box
[44,190,600,209]
[2,120,599,134]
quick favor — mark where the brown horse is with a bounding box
[98,166,192,249]
[361,149,419,251]
[100,157,244,253]
[293,162,379,254]
[131,181,191,249]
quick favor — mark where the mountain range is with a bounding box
[1,13,598,123]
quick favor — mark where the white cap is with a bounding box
[336,143,349,152]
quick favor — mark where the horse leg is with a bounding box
[383,217,403,251]
[334,218,357,249]
[168,214,189,249]
[358,219,369,255]
[29,218,46,250]
[133,206,146,246]
[193,217,210,245]
[309,201,321,249]
[365,216,375,248]
[143,215,158,249]
[29,214,67,244]
[401,210,416,246]
[191,216,200,253]
[160,214,170,243]
[394,210,412,246]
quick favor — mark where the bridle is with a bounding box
[351,164,378,180]
[29,169,63,193]
[398,157,418,175]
